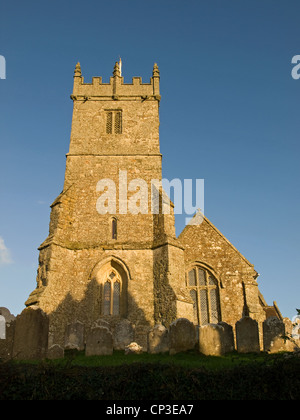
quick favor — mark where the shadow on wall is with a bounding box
[45,276,153,350]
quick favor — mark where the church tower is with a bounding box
[25,60,280,351]
[26,62,191,347]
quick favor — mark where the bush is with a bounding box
[0,353,299,400]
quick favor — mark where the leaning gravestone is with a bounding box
[148,324,169,354]
[64,321,85,350]
[85,326,113,356]
[113,319,135,350]
[236,316,260,353]
[169,318,196,355]
[199,323,225,356]
[13,306,49,360]
[0,315,5,339]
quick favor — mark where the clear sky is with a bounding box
[0,0,299,320]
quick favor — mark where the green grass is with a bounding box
[60,349,270,370]
[12,349,273,370]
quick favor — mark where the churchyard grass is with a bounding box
[1,351,299,400]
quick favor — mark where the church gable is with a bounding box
[179,215,266,326]
[179,214,257,278]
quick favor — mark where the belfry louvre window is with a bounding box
[114,111,122,134]
[106,110,122,134]
[102,270,122,316]
[112,218,117,240]
[106,111,113,134]
[187,267,221,325]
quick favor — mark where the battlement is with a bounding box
[71,61,161,102]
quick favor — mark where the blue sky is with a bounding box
[0,0,299,320]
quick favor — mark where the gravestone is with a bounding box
[199,324,225,356]
[236,316,260,353]
[0,307,15,323]
[284,317,297,351]
[218,321,235,353]
[85,326,113,356]
[0,315,5,339]
[113,319,134,350]
[148,324,169,354]
[47,344,64,360]
[13,306,49,360]
[64,321,85,350]
[169,318,195,355]
[263,317,286,353]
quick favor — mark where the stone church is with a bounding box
[25,61,281,348]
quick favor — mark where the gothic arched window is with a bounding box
[187,266,221,325]
[102,270,122,316]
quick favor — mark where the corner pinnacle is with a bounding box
[74,62,82,77]
[152,63,160,77]
[113,61,121,77]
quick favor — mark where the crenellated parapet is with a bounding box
[71,61,161,102]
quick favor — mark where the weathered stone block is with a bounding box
[85,326,113,356]
[148,324,169,354]
[13,306,49,360]
[236,316,260,353]
[169,318,195,355]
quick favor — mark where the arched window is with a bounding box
[187,266,221,325]
[101,269,122,316]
